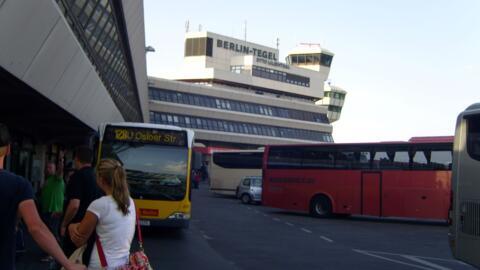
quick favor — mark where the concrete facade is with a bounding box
[149,31,342,147]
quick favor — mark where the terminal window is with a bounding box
[252,65,310,87]
[149,88,328,124]
[185,37,213,57]
[150,111,333,143]
[289,53,333,67]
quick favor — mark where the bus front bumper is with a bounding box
[139,217,190,228]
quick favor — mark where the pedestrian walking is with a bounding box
[193,170,200,189]
[60,146,101,263]
[68,159,136,269]
[0,123,85,270]
[40,155,65,262]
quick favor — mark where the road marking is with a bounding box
[247,207,252,210]
[254,210,260,214]
[353,249,465,270]
[353,249,432,270]
[263,214,268,217]
[359,250,465,264]
[401,255,451,270]
[301,228,312,233]
[273,218,281,222]
[285,222,294,226]
[320,236,333,243]
[202,234,213,240]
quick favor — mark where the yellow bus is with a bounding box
[449,104,480,268]
[96,122,194,228]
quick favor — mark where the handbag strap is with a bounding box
[96,234,108,268]
[134,203,144,250]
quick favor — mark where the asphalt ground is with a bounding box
[17,182,476,270]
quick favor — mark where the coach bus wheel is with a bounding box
[310,195,332,218]
[241,194,251,204]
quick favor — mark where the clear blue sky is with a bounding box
[144,0,480,142]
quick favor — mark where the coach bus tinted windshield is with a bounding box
[101,141,188,201]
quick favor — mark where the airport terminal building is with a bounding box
[148,31,346,148]
[0,0,148,190]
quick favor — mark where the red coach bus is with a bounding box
[262,140,453,221]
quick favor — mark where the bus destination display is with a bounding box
[105,126,187,146]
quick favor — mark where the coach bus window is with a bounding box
[353,151,371,169]
[302,148,334,169]
[467,115,480,161]
[268,148,303,168]
[373,151,393,169]
[412,151,429,169]
[335,151,355,169]
[430,151,452,170]
[393,151,410,170]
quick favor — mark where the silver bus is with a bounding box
[449,103,480,268]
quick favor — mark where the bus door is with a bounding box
[361,172,382,216]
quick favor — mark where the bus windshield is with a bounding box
[101,141,188,201]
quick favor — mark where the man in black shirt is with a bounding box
[60,146,100,258]
[0,124,85,270]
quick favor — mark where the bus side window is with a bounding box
[373,151,392,169]
[353,151,371,169]
[467,115,480,161]
[268,148,303,169]
[302,148,334,169]
[412,151,429,170]
[393,151,410,170]
[335,151,355,169]
[430,151,452,170]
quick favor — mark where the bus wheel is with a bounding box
[310,195,332,218]
[241,194,251,204]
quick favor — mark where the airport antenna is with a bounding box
[185,20,190,33]
[244,20,247,43]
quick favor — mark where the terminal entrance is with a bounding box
[0,67,93,191]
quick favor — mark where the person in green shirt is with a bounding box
[40,153,65,262]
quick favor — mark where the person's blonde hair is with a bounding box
[97,159,130,215]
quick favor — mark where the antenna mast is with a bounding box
[276,38,280,51]
[185,20,190,32]
[244,20,247,43]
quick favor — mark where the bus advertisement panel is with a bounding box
[98,123,194,228]
[209,150,263,196]
[263,141,452,221]
[449,104,480,268]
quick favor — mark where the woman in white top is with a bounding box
[68,159,136,269]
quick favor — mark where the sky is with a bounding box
[143,0,480,143]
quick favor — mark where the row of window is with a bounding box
[150,111,333,142]
[212,152,263,169]
[149,88,329,124]
[268,145,452,170]
[252,65,310,87]
[324,91,346,100]
[184,37,213,57]
[328,105,342,113]
[56,0,142,121]
[287,53,333,67]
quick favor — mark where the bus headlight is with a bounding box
[168,212,190,220]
